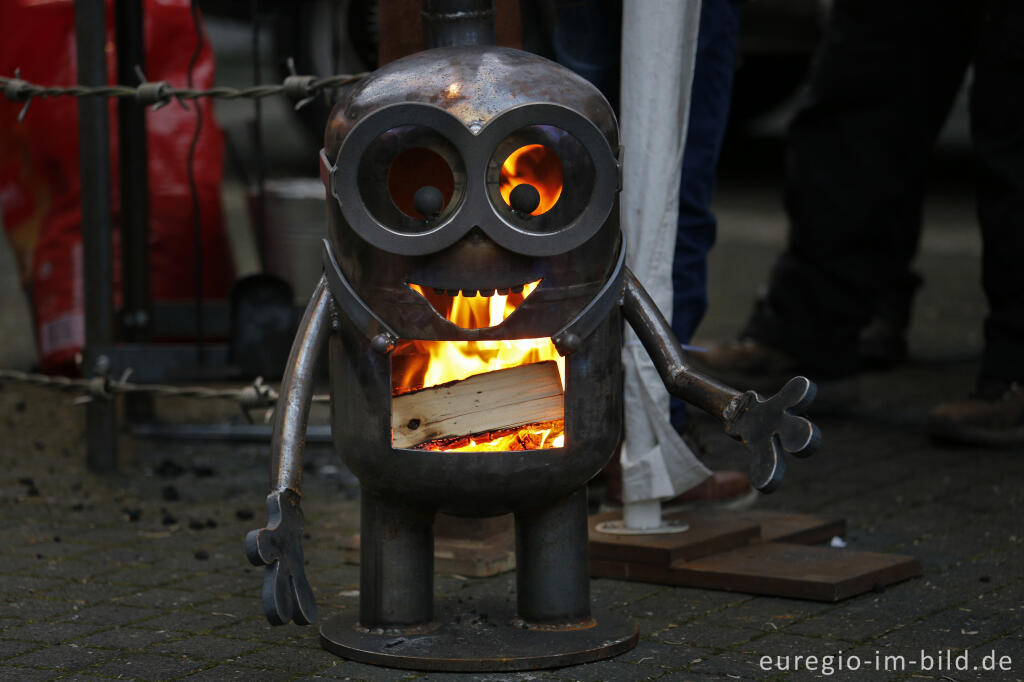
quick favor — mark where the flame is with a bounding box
[393,284,566,451]
[499,144,563,215]
[416,424,566,452]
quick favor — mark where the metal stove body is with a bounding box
[245,38,820,673]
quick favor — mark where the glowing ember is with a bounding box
[499,144,563,215]
[413,421,565,452]
[393,284,565,451]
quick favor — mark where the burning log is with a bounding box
[392,361,564,449]
[413,420,564,452]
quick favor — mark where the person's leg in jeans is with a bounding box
[736,0,977,378]
[929,0,1024,443]
[669,0,742,432]
[550,0,622,111]
[970,1,1024,388]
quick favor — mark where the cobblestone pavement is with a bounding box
[2,166,1023,681]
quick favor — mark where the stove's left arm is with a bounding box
[620,269,821,492]
[244,275,332,626]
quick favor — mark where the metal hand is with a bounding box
[245,489,318,626]
[723,376,821,493]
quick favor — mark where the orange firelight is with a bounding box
[393,283,566,451]
[498,144,563,216]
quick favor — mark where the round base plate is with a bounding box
[320,597,638,672]
[595,518,690,535]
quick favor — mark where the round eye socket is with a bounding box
[498,144,563,216]
[488,125,594,233]
[388,147,455,219]
[357,125,465,232]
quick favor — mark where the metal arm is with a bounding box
[246,275,332,626]
[621,269,820,492]
[270,275,332,493]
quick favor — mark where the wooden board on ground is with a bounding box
[668,543,921,602]
[729,510,846,545]
[589,509,918,601]
[391,361,563,449]
[588,510,761,565]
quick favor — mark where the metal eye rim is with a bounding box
[486,125,595,233]
[359,127,466,230]
[327,102,619,257]
[474,104,618,256]
[333,105,475,256]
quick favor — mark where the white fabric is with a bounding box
[619,0,711,505]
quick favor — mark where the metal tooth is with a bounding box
[445,289,460,297]
[510,285,524,294]
[495,288,510,295]
[458,289,477,297]
[480,289,497,297]
[432,288,445,296]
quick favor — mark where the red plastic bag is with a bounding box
[0,0,235,374]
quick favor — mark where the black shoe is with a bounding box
[858,272,921,371]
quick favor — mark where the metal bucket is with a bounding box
[257,178,327,304]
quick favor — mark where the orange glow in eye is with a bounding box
[388,147,454,218]
[499,144,563,216]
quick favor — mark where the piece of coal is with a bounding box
[235,509,254,520]
[155,460,186,478]
[161,485,180,502]
[162,514,177,526]
[194,550,209,560]
[191,465,216,478]
[17,477,34,486]
[188,519,205,530]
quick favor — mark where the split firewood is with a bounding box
[391,361,564,449]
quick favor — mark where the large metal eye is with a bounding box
[487,125,594,233]
[357,125,465,232]
[388,147,453,219]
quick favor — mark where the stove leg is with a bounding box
[514,487,590,624]
[359,492,435,629]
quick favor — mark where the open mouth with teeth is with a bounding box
[393,277,566,453]
[407,280,541,330]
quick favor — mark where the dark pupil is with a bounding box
[387,147,454,219]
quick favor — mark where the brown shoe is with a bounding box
[661,470,758,513]
[689,338,802,394]
[928,381,1024,447]
[601,470,756,510]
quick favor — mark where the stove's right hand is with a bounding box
[723,376,821,493]
[245,489,318,626]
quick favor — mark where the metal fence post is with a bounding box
[115,0,155,423]
[75,0,118,471]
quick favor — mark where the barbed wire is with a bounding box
[1,67,368,121]
[0,369,331,419]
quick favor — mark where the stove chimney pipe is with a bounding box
[422,0,497,49]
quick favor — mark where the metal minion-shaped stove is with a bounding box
[245,17,819,672]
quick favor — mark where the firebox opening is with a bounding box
[406,280,541,330]
[390,352,567,453]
